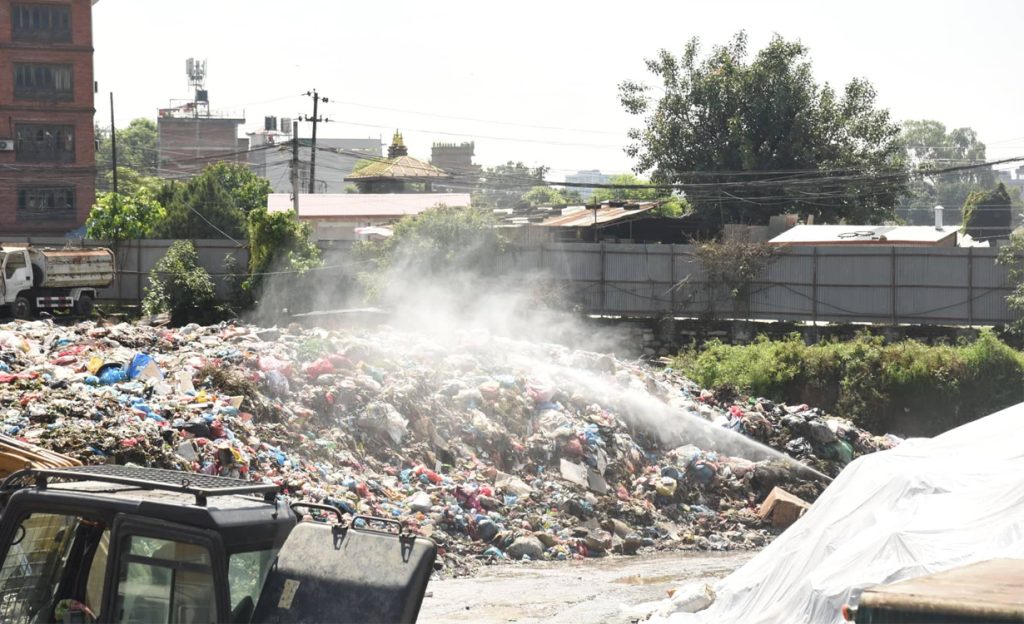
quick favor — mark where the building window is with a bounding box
[13,64,73,101]
[17,187,75,221]
[15,124,75,163]
[11,4,71,43]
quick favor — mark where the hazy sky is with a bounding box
[93,0,1024,181]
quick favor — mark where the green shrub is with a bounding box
[676,332,1024,435]
[142,240,217,325]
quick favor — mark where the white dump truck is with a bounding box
[0,245,115,319]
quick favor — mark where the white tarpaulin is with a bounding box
[655,401,1024,623]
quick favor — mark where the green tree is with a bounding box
[95,118,159,191]
[619,32,907,230]
[154,175,246,239]
[85,190,166,241]
[201,162,272,214]
[142,240,216,325]
[998,230,1024,334]
[245,207,321,290]
[521,186,567,207]
[899,120,995,225]
[590,174,690,217]
[962,183,1013,241]
[356,205,504,301]
[472,161,548,209]
[153,162,270,239]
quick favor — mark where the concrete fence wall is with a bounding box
[0,238,248,303]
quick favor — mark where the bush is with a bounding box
[142,240,217,325]
[676,332,1024,435]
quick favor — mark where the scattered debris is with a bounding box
[0,319,898,576]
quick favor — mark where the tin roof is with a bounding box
[344,156,451,181]
[769,225,958,246]
[537,203,656,228]
[267,193,471,219]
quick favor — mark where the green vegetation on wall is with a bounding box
[676,333,1024,435]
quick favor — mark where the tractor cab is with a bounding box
[0,465,436,623]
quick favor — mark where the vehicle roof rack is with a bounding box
[26,465,280,507]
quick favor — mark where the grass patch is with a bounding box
[675,332,1024,435]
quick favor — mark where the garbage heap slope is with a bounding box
[0,321,898,574]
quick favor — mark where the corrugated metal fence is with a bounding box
[500,244,1020,325]
[3,238,1017,325]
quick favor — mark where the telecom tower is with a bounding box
[185,57,209,118]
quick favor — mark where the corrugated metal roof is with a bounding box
[538,203,656,227]
[344,156,451,180]
[769,225,957,246]
[267,193,471,218]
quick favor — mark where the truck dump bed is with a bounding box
[856,558,1024,623]
[17,246,115,289]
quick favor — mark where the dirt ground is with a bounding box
[419,550,754,624]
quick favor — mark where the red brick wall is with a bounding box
[157,117,245,177]
[0,0,96,236]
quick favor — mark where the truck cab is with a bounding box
[0,248,34,318]
[0,465,436,623]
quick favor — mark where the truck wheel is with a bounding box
[13,297,31,320]
[75,293,95,317]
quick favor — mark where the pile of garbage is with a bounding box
[0,321,898,576]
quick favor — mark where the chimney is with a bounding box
[934,205,944,230]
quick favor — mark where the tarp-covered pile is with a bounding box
[0,320,895,575]
[645,401,1024,623]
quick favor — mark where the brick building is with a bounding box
[157,114,246,178]
[0,0,97,235]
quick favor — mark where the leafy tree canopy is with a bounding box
[588,173,690,217]
[963,183,1013,241]
[152,162,271,239]
[96,118,159,191]
[898,120,996,225]
[473,161,548,210]
[522,186,568,207]
[619,32,907,230]
[245,207,322,291]
[85,190,166,241]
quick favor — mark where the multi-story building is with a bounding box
[246,123,382,194]
[157,109,246,179]
[0,0,97,235]
[430,141,479,176]
[565,169,610,201]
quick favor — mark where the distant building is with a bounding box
[157,112,246,178]
[345,131,451,193]
[268,192,471,241]
[0,0,98,235]
[564,169,610,201]
[430,142,479,176]
[156,59,246,178]
[246,124,382,194]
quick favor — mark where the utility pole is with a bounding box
[301,90,330,194]
[110,92,118,195]
[291,119,300,213]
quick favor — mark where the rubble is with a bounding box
[0,319,899,577]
